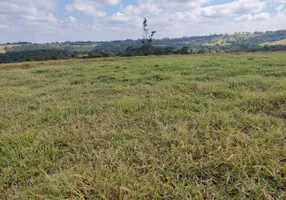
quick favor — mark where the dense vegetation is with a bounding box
[1,30,286,64]
[92,30,286,55]
[0,52,285,199]
[0,49,73,63]
[1,43,286,64]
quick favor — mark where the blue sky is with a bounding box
[0,0,286,43]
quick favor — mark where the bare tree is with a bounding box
[141,18,156,46]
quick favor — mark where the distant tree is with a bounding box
[180,46,190,54]
[173,46,190,54]
[141,18,156,55]
[197,49,206,54]
[4,46,9,52]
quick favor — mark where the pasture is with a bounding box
[261,39,286,46]
[0,46,6,54]
[0,52,285,199]
[0,45,21,54]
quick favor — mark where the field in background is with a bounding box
[203,33,257,46]
[0,45,6,53]
[0,45,21,54]
[1,30,286,56]
[6,44,97,53]
[261,39,286,46]
[0,53,285,199]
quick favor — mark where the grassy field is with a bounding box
[0,45,21,54]
[203,33,257,46]
[0,46,6,54]
[261,39,286,46]
[8,44,97,53]
[0,52,285,199]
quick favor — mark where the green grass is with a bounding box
[0,52,286,199]
[261,39,286,46]
[203,33,257,46]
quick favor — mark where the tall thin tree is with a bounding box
[141,18,156,46]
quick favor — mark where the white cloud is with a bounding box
[0,0,58,27]
[275,5,284,11]
[34,0,58,11]
[1,0,286,43]
[84,0,121,5]
[0,24,9,29]
[109,12,131,23]
[123,0,208,16]
[66,1,106,17]
[59,16,78,28]
[235,12,271,21]
[252,12,271,20]
[123,3,162,16]
[65,0,121,18]
[200,0,267,18]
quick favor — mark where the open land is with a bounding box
[0,52,285,199]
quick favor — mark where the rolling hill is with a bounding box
[1,30,286,55]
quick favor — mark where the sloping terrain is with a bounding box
[92,30,286,54]
[261,39,286,46]
[2,30,286,55]
[0,46,5,54]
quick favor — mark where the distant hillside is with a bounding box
[92,30,286,54]
[0,46,5,54]
[0,45,20,54]
[1,30,286,55]
[261,38,286,46]
[160,30,286,47]
[1,30,286,63]
[2,42,97,54]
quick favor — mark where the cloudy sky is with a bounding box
[0,0,286,43]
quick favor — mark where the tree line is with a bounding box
[1,43,286,64]
[1,19,286,64]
